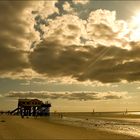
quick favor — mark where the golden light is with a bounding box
[130,29,140,41]
[130,12,140,41]
[132,12,140,25]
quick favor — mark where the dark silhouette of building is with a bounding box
[10,98,51,117]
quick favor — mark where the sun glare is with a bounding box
[130,12,140,41]
[132,12,140,25]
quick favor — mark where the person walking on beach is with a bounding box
[60,113,63,119]
[21,114,24,118]
[92,108,95,115]
[20,108,24,118]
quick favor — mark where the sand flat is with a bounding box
[0,115,137,140]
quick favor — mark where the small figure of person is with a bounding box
[35,111,38,118]
[21,113,24,118]
[92,109,95,115]
[60,113,63,119]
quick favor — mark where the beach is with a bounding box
[0,114,137,140]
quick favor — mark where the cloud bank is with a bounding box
[5,91,127,101]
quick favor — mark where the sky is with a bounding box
[1,0,140,112]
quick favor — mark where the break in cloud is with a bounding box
[72,0,89,5]
[0,0,58,76]
[5,91,128,101]
[63,2,75,14]
[1,1,140,83]
[32,0,59,19]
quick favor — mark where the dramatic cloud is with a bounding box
[0,0,59,77]
[63,2,75,14]
[40,14,87,45]
[33,1,58,18]
[0,1,40,75]
[86,9,129,47]
[29,9,140,83]
[29,41,140,83]
[29,14,87,79]
[5,91,127,101]
[1,1,140,84]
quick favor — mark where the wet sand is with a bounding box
[0,115,137,140]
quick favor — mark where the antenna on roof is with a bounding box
[29,41,35,95]
[29,70,32,94]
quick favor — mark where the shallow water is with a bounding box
[50,112,140,138]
